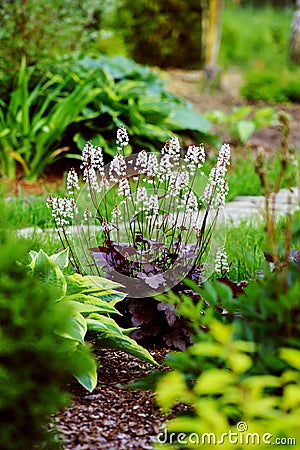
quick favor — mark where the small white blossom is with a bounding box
[109,152,127,182]
[184,191,198,213]
[135,150,148,172]
[146,194,159,217]
[215,246,229,274]
[185,144,206,174]
[81,141,104,176]
[83,206,92,221]
[162,136,181,164]
[46,195,78,228]
[111,205,122,221]
[116,125,129,149]
[83,166,100,193]
[136,186,148,204]
[118,177,131,197]
[67,168,80,194]
[146,153,159,178]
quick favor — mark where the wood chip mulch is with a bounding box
[54,348,170,450]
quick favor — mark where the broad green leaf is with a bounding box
[96,331,158,365]
[86,315,124,335]
[156,371,190,412]
[228,352,252,374]
[50,247,69,269]
[67,273,124,292]
[57,310,87,344]
[168,105,211,133]
[236,120,256,143]
[65,295,119,315]
[201,282,218,305]
[72,345,97,392]
[28,249,67,299]
[209,320,233,345]
[189,341,223,358]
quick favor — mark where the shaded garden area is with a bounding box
[1,1,300,449]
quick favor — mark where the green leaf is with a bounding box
[57,310,87,344]
[236,120,256,143]
[280,348,300,371]
[50,247,69,269]
[65,295,119,315]
[72,345,97,392]
[168,105,211,133]
[28,249,67,299]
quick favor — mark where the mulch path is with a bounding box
[55,349,169,450]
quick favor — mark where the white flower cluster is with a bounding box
[202,143,230,207]
[116,125,129,149]
[185,144,206,174]
[109,152,127,182]
[81,141,104,175]
[215,246,229,274]
[46,194,78,228]
[118,177,131,198]
[67,167,80,194]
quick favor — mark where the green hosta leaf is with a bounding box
[57,310,87,344]
[168,105,211,133]
[50,247,69,269]
[72,344,97,392]
[236,120,256,143]
[87,315,124,335]
[87,316,157,365]
[79,289,126,304]
[28,249,67,299]
[67,273,124,292]
[66,295,119,315]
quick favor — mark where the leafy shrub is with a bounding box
[155,320,300,449]
[0,234,77,449]
[0,0,102,76]
[241,69,300,103]
[115,0,204,68]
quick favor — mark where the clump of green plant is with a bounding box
[0,233,79,449]
[28,247,157,391]
[148,106,300,448]
[204,106,280,145]
[0,58,102,181]
[46,126,230,347]
[155,319,300,449]
[241,68,300,103]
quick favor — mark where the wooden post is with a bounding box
[203,0,224,79]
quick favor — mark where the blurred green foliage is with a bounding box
[0,233,75,449]
[115,0,204,68]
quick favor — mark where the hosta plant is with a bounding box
[28,247,157,391]
[46,126,230,347]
